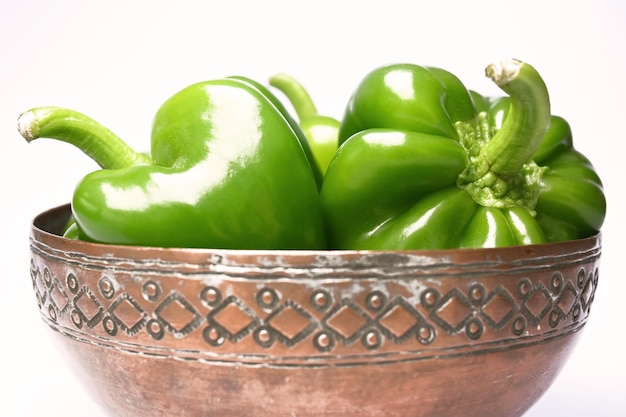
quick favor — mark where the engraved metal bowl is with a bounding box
[29,204,601,417]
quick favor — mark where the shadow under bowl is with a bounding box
[29,204,601,417]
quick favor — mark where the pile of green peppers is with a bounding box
[18,58,606,250]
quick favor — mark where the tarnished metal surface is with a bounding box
[29,204,601,417]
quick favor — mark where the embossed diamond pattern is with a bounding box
[49,277,71,317]
[74,287,104,328]
[378,298,421,341]
[580,276,595,310]
[33,267,48,305]
[324,301,370,343]
[432,288,473,332]
[481,287,515,330]
[521,284,552,324]
[155,292,202,336]
[208,296,259,341]
[554,282,578,317]
[30,258,599,353]
[109,293,147,335]
[266,301,316,346]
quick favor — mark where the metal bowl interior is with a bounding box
[29,204,602,417]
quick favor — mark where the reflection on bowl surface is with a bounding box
[29,204,601,417]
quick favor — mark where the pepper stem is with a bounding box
[456,59,551,210]
[269,73,318,120]
[18,106,150,169]
[482,59,551,175]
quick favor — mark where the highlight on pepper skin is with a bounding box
[17,59,605,250]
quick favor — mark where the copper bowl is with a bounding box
[29,204,601,417]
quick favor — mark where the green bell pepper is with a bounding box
[471,94,606,242]
[19,77,327,249]
[269,73,340,175]
[321,59,606,249]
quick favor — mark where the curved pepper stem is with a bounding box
[456,59,551,210]
[482,59,551,175]
[18,106,151,169]
[268,73,319,121]
[269,73,340,175]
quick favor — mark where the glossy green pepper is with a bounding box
[269,73,340,175]
[229,75,324,189]
[19,77,327,249]
[321,59,606,249]
[471,93,606,242]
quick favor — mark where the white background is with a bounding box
[1,0,624,415]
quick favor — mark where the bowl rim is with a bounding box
[31,203,602,265]
[29,204,603,369]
